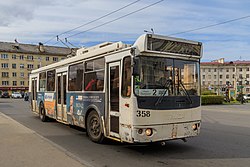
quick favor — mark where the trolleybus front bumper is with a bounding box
[131,120,201,143]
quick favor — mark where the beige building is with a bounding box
[0,41,72,95]
[201,58,250,96]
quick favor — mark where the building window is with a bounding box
[208,68,211,72]
[13,72,17,77]
[20,64,24,69]
[2,81,9,86]
[202,81,205,85]
[226,74,229,79]
[20,55,24,60]
[46,57,49,61]
[37,64,40,68]
[2,72,9,77]
[233,68,235,72]
[27,55,34,60]
[12,55,17,59]
[12,64,16,69]
[247,68,249,71]
[226,68,229,72]
[214,75,216,79]
[20,81,25,86]
[219,75,223,79]
[1,54,8,59]
[239,74,243,79]
[214,69,217,72]
[20,72,24,77]
[13,81,17,86]
[247,74,249,78]
[53,57,58,62]
[202,75,205,79]
[214,81,217,85]
[68,63,83,91]
[239,68,242,72]
[232,74,235,78]
[220,81,222,85]
[246,88,250,92]
[27,64,34,69]
[1,63,8,68]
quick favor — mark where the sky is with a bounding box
[0,0,250,62]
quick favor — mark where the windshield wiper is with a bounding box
[179,81,192,104]
[155,79,172,106]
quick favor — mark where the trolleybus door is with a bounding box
[56,73,67,122]
[31,78,37,113]
[108,62,120,138]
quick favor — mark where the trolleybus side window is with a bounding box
[47,70,55,91]
[39,72,46,91]
[122,56,131,97]
[68,63,83,91]
[84,58,104,91]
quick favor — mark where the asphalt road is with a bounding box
[1,98,250,167]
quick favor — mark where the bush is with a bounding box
[201,95,224,105]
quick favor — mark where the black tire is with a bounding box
[86,111,104,143]
[39,103,48,122]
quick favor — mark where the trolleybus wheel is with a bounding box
[86,111,104,143]
[39,103,48,122]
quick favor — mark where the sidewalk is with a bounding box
[0,112,89,167]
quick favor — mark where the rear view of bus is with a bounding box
[128,34,202,143]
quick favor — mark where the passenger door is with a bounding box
[56,73,67,122]
[31,78,38,113]
[108,62,120,138]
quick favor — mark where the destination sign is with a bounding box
[147,37,201,56]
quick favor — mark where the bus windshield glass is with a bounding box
[134,56,200,97]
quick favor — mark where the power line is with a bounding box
[66,0,164,39]
[43,0,141,44]
[169,15,250,36]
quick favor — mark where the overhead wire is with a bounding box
[168,15,250,36]
[66,0,164,39]
[43,0,141,44]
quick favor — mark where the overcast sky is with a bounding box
[0,0,250,61]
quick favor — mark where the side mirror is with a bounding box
[132,58,139,76]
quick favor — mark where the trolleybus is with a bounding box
[29,34,202,143]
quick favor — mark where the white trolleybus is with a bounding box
[29,34,202,143]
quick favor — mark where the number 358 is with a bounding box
[136,110,151,117]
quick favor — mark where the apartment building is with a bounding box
[201,58,250,95]
[0,41,72,95]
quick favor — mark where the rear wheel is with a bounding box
[39,103,48,122]
[86,111,104,143]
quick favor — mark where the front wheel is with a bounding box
[39,103,48,122]
[86,111,104,143]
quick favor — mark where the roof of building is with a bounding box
[201,60,250,65]
[0,41,73,56]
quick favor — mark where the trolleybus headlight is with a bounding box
[192,124,198,131]
[145,128,153,136]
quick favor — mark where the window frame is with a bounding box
[68,63,84,91]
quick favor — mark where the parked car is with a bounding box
[11,92,22,98]
[243,94,250,101]
[1,92,10,98]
